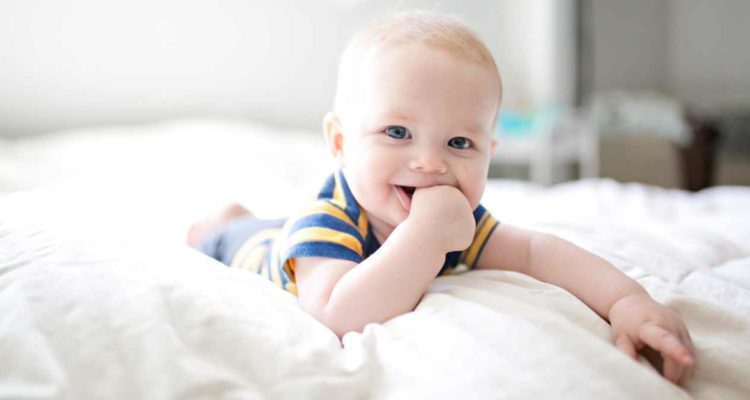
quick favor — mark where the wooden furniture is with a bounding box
[681,113,720,191]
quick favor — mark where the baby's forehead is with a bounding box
[335,43,500,130]
[347,41,499,92]
[349,39,492,76]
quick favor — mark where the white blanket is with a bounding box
[1,120,749,399]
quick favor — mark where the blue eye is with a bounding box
[385,126,410,140]
[448,137,472,149]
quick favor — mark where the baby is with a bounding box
[189,11,694,385]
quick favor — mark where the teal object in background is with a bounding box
[497,107,564,137]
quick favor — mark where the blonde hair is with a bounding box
[333,10,502,114]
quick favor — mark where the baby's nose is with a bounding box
[408,148,448,174]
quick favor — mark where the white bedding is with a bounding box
[1,119,749,399]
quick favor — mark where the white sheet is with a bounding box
[1,119,749,399]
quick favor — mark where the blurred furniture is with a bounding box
[696,110,750,188]
[587,91,729,191]
[597,115,720,191]
[681,114,720,191]
[598,134,683,189]
[493,110,723,190]
[492,113,599,185]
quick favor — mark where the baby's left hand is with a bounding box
[608,293,695,385]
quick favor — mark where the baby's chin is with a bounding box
[377,207,408,229]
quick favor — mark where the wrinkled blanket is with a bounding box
[1,120,749,399]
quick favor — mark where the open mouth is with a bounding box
[400,186,416,199]
[394,185,416,211]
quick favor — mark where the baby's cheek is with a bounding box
[354,180,388,209]
[463,185,485,210]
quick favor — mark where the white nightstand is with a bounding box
[491,114,599,185]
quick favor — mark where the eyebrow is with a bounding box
[455,120,493,137]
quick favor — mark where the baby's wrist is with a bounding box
[608,291,654,320]
[397,218,451,253]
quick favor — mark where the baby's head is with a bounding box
[324,11,502,238]
[332,11,501,119]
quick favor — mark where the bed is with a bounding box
[1,119,749,399]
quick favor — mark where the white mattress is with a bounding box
[1,119,749,399]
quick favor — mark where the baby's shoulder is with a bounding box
[277,197,370,263]
[285,198,363,234]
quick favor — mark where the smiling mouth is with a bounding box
[394,185,415,211]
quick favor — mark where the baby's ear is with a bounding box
[323,112,345,166]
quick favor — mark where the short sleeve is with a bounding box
[281,200,367,265]
[460,204,500,269]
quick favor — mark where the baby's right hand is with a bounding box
[407,185,475,252]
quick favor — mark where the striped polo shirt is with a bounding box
[230,170,499,296]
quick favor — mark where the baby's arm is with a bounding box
[295,186,475,338]
[476,226,694,384]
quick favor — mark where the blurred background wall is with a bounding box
[1,0,748,186]
[0,0,577,137]
[591,0,750,111]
